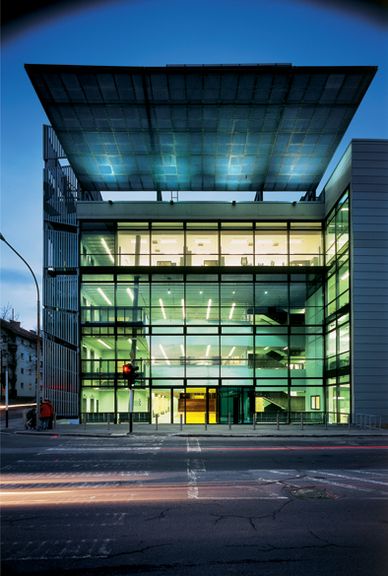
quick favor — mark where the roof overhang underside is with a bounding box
[25,64,376,193]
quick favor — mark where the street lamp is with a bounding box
[0,233,41,426]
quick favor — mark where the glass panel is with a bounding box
[81,387,114,421]
[81,231,115,267]
[185,388,207,424]
[117,230,150,266]
[186,230,219,267]
[152,389,171,423]
[173,389,185,423]
[186,283,219,324]
[221,229,253,267]
[219,388,253,424]
[151,230,184,267]
[255,231,287,266]
[254,387,289,423]
[151,335,184,378]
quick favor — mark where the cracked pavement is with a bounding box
[2,434,388,575]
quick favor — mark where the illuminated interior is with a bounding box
[78,212,350,424]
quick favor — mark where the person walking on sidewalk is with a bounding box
[39,399,52,430]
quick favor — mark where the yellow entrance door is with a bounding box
[185,388,218,424]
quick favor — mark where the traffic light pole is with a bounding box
[128,385,134,434]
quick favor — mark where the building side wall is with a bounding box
[351,140,388,424]
[323,145,351,216]
[43,126,79,417]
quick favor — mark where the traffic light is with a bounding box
[122,362,140,386]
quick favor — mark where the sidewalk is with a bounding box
[2,418,388,438]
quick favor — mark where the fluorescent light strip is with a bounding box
[97,339,112,350]
[101,238,114,263]
[97,287,112,306]
[159,344,171,365]
[206,299,212,320]
[180,345,185,356]
[228,346,236,357]
[181,298,185,319]
[159,298,167,320]
[206,345,211,357]
[229,302,236,320]
[127,288,134,302]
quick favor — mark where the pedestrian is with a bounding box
[46,399,55,429]
[39,399,51,430]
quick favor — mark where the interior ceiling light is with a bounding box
[228,346,236,357]
[127,287,134,302]
[97,338,112,350]
[159,344,171,365]
[206,344,211,357]
[181,298,185,319]
[206,298,212,320]
[159,298,167,320]
[97,287,112,306]
[101,238,114,263]
[229,302,236,320]
[180,344,185,356]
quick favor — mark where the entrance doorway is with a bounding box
[219,387,254,424]
[183,388,217,424]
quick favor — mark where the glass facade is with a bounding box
[325,191,351,423]
[80,220,330,424]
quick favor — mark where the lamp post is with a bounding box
[0,233,41,426]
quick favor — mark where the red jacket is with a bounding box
[40,402,53,418]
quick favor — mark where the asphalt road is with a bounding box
[1,433,388,576]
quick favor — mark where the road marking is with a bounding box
[304,476,388,495]
[44,447,161,452]
[186,438,205,499]
[309,470,388,487]
[186,438,201,452]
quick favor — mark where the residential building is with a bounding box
[0,319,41,399]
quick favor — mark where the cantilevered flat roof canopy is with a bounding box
[26,64,376,193]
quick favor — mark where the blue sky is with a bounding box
[1,0,387,329]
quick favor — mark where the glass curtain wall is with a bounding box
[81,222,323,268]
[325,191,350,423]
[80,258,325,423]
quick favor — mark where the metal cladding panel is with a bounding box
[26,64,376,193]
[350,140,388,424]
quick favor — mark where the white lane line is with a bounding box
[186,439,201,453]
[45,447,160,452]
[198,496,289,500]
[186,438,205,499]
[310,470,388,487]
[304,476,388,495]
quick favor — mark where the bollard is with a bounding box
[300,412,304,430]
[325,412,328,430]
[276,413,280,431]
[155,414,159,431]
[83,416,87,431]
[253,413,256,430]
[348,413,351,429]
[228,412,231,430]
[205,415,208,431]
[180,413,183,431]
[107,413,111,430]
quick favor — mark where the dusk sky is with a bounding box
[1,0,387,330]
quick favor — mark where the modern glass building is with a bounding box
[26,64,388,426]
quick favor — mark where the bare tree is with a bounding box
[0,303,19,322]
